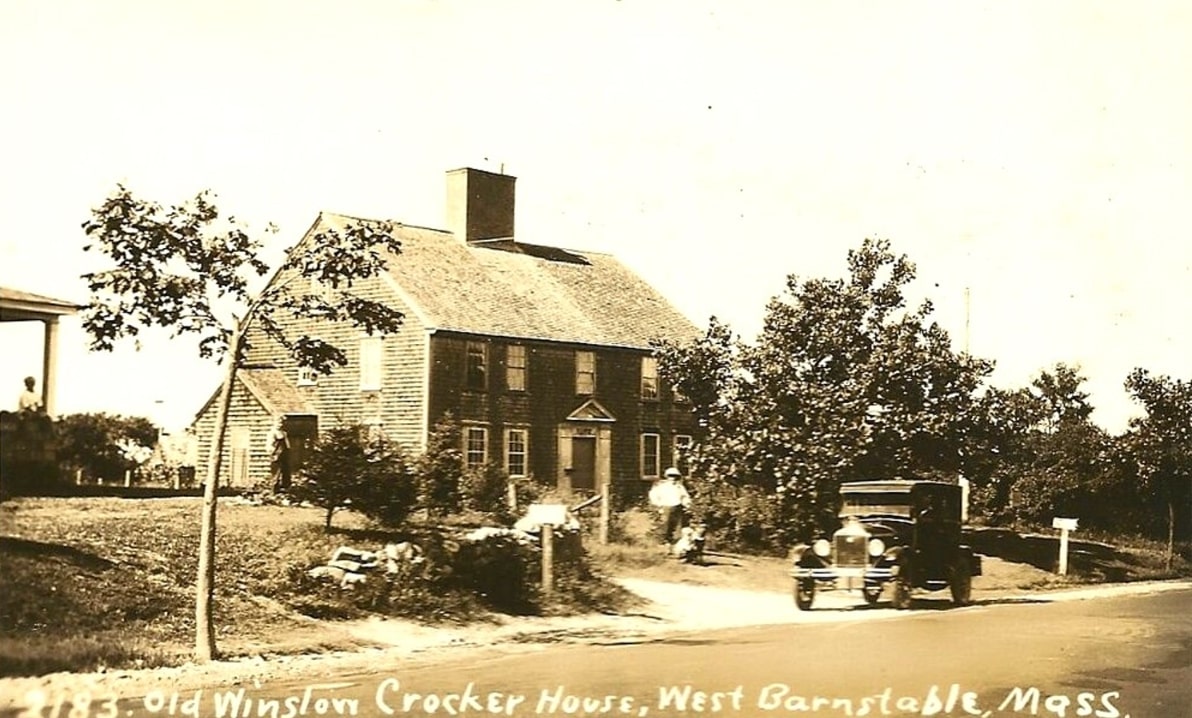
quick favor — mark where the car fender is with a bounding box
[790,543,827,569]
[881,545,908,574]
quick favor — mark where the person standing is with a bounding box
[268,416,292,492]
[649,466,692,544]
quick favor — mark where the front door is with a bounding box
[570,436,596,491]
[284,414,318,475]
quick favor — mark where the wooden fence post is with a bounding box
[599,480,611,545]
[541,523,554,595]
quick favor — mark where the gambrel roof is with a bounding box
[308,212,700,350]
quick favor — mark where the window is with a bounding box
[575,351,596,395]
[673,434,693,473]
[297,366,318,387]
[641,356,659,400]
[466,341,488,391]
[641,432,660,479]
[465,426,488,470]
[229,427,251,486]
[506,344,526,391]
[506,428,528,477]
[359,336,383,391]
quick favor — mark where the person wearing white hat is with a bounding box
[648,466,692,543]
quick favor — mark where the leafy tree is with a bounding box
[80,186,403,661]
[653,316,738,432]
[290,424,417,530]
[1031,363,1095,432]
[658,239,994,547]
[962,386,1042,521]
[1003,364,1110,525]
[55,412,157,483]
[1123,369,1192,568]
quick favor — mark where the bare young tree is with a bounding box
[80,186,404,660]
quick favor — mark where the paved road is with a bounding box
[103,584,1188,718]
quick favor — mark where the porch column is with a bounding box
[41,317,60,416]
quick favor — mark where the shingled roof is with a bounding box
[313,212,699,350]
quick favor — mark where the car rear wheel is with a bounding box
[949,560,973,607]
[794,579,815,610]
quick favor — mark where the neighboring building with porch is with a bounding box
[192,168,700,493]
[1,286,79,416]
[1,286,80,492]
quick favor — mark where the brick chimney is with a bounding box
[445,167,516,243]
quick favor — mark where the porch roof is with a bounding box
[0,286,82,322]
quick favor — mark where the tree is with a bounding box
[1004,364,1110,526]
[290,424,417,530]
[55,412,158,483]
[80,186,404,660]
[1123,369,1192,569]
[658,239,994,547]
[416,414,465,517]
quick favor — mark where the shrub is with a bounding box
[289,425,418,529]
[691,479,787,554]
[449,531,541,614]
[417,415,464,517]
[459,463,514,519]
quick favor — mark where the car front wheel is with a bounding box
[794,579,815,610]
[949,560,973,607]
[862,582,883,606]
[892,558,913,609]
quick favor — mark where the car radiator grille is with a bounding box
[834,534,868,568]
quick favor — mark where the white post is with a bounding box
[541,523,554,595]
[1052,517,1078,575]
[958,476,970,523]
[1058,529,1070,576]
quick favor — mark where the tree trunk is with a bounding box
[325,506,334,531]
[195,331,242,662]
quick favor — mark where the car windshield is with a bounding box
[840,491,913,518]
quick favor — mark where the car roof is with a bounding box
[840,479,959,494]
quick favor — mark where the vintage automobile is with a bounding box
[789,479,981,610]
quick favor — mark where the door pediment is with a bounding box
[566,398,617,422]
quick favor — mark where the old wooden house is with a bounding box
[192,168,699,493]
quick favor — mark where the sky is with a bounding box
[1,0,1189,435]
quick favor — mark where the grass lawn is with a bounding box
[0,496,632,677]
[0,497,400,676]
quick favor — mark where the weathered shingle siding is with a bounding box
[238,262,430,454]
[428,332,696,485]
[192,379,273,488]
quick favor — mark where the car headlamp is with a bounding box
[867,538,885,557]
[813,539,831,557]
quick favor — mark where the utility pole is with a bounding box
[964,286,971,355]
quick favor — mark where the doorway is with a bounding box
[570,436,596,491]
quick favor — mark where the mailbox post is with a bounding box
[525,503,569,595]
[1052,517,1079,575]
